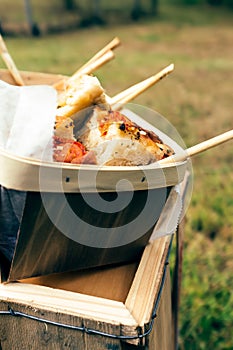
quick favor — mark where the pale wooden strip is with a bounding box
[0,68,65,86]
[0,147,187,192]
[21,262,138,302]
[0,282,137,326]
[149,270,174,350]
[0,35,24,86]
[125,235,171,326]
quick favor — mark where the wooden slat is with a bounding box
[0,68,65,86]
[125,236,171,326]
[0,300,121,350]
[0,282,137,326]
[21,262,138,302]
[148,270,174,350]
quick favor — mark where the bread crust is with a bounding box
[78,107,174,166]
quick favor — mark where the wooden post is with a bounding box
[23,0,40,36]
[172,217,186,349]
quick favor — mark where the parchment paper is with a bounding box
[0,80,57,161]
[0,80,57,267]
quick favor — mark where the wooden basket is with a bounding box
[0,69,187,282]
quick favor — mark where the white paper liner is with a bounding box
[0,80,57,161]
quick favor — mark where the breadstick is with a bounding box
[0,34,24,86]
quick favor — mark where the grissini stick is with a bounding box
[76,36,120,75]
[72,50,115,79]
[0,34,24,86]
[159,129,233,164]
[54,50,115,91]
[110,63,174,108]
[53,37,120,90]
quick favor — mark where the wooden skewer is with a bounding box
[110,63,174,108]
[159,129,233,164]
[0,34,24,86]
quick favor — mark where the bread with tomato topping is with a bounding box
[77,106,174,166]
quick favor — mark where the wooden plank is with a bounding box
[82,318,122,350]
[0,301,86,350]
[21,262,139,302]
[125,236,171,326]
[0,300,125,350]
[148,270,174,350]
[6,189,155,282]
[172,215,186,348]
[0,68,64,86]
[0,282,138,327]
[0,284,139,349]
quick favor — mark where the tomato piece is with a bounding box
[64,141,86,163]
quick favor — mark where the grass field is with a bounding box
[1,2,233,349]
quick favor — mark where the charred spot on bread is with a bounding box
[119,123,126,131]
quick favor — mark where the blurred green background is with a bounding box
[0,1,232,349]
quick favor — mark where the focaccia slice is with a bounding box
[78,106,174,166]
